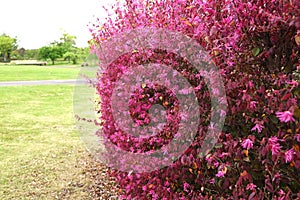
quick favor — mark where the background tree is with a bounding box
[10,48,26,60]
[63,51,78,64]
[57,32,77,54]
[38,32,89,65]
[38,45,63,65]
[0,34,18,62]
[18,48,25,59]
[79,47,90,62]
[24,49,39,60]
[63,47,90,64]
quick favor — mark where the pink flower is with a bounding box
[251,123,264,133]
[285,149,294,163]
[216,170,225,178]
[213,161,219,168]
[164,181,170,187]
[268,136,284,144]
[278,189,286,198]
[268,136,283,155]
[286,80,299,87]
[271,143,281,155]
[241,139,253,149]
[276,111,295,123]
[205,155,214,163]
[248,81,254,88]
[183,182,190,192]
[295,134,300,143]
[268,136,279,144]
[249,101,257,109]
[142,185,147,191]
[246,183,257,190]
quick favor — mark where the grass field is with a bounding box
[0,65,97,82]
[0,65,81,81]
[0,85,92,199]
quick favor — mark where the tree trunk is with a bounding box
[7,52,11,62]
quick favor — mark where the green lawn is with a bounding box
[0,85,92,199]
[0,65,92,81]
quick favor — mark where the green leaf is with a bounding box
[270,115,279,124]
[214,143,223,149]
[252,47,261,56]
[294,87,300,98]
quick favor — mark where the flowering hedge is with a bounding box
[89,0,300,199]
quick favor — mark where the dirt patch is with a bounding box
[55,153,121,200]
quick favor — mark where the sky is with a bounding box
[0,0,116,49]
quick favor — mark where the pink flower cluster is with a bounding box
[268,136,282,156]
[276,111,295,123]
[241,139,253,150]
[89,0,300,199]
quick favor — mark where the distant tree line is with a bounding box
[0,32,89,65]
[38,32,89,65]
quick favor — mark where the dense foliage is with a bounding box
[90,0,300,199]
[0,34,18,62]
[38,32,88,64]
